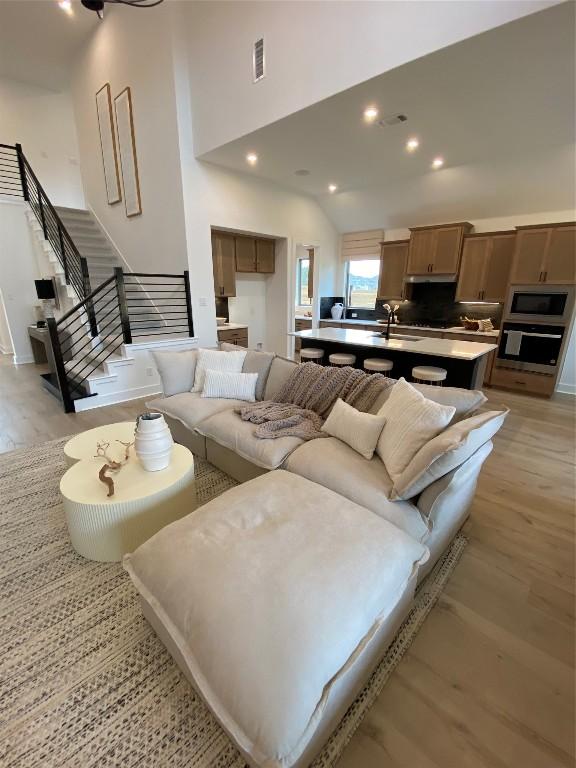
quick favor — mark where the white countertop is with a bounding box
[290,327,497,361]
[320,318,499,338]
[217,323,248,331]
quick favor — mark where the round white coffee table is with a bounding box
[64,421,138,467]
[60,443,196,562]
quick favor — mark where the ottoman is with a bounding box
[124,470,429,768]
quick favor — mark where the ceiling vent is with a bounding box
[253,38,265,82]
[378,113,408,127]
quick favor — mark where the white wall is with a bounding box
[71,4,189,274]
[184,0,557,156]
[0,77,84,208]
[228,273,269,349]
[0,200,42,363]
[0,289,13,354]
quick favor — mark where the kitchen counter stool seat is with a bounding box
[329,353,356,367]
[412,365,447,385]
[300,348,324,362]
[364,358,393,373]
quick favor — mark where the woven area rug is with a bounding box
[0,437,467,768]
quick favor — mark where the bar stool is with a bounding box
[412,365,447,385]
[364,358,394,374]
[329,352,356,367]
[300,348,324,363]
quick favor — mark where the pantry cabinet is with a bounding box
[377,240,408,300]
[212,231,236,297]
[456,231,515,302]
[510,223,575,285]
[407,223,472,275]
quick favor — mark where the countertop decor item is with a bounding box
[94,439,134,497]
[216,317,227,326]
[331,302,344,320]
[135,412,173,471]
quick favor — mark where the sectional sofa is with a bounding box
[124,344,508,768]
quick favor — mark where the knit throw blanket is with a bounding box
[237,362,395,441]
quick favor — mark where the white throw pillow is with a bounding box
[376,377,455,480]
[201,369,258,402]
[322,398,386,460]
[390,407,509,500]
[192,348,247,393]
[151,349,197,397]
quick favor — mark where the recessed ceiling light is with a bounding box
[246,153,258,166]
[328,184,338,193]
[58,0,73,13]
[431,157,444,169]
[363,106,379,123]
[406,137,419,152]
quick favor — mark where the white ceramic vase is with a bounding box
[331,302,344,320]
[134,412,173,472]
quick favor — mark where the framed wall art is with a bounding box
[114,86,142,218]
[95,83,122,205]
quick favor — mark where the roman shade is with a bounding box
[340,230,384,262]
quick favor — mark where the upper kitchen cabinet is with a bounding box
[456,231,515,302]
[255,238,275,273]
[212,231,236,297]
[510,223,576,285]
[235,234,276,273]
[377,240,408,300]
[407,222,473,275]
[235,236,257,272]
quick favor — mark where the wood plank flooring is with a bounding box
[1,354,574,767]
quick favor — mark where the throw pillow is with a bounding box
[390,407,509,500]
[322,398,387,460]
[219,342,275,400]
[376,377,455,480]
[201,369,258,402]
[192,348,247,392]
[151,349,198,397]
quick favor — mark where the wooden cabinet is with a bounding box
[307,248,314,299]
[490,366,555,397]
[256,238,275,273]
[407,222,472,275]
[456,231,515,302]
[212,232,236,297]
[235,237,257,272]
[235,235,275,274]
[217,327,248,347]
[294,317,312,352]
[510,223,575,285]
[377,240,408,300]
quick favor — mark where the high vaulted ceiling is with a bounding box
[0,0,98,91]
[200,2,575,231]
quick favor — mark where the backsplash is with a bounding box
[321,283,502,327]
[320,296,345,319]
[215,296,229,321]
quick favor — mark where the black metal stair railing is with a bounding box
[46,269,194,412]
[0,142,94,331]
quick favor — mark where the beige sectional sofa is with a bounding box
[131,345,508,768]
[148,347,505,579]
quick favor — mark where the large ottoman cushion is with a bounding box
[124,470,429,768]
[196,410,304,469]
[146,392,246,430]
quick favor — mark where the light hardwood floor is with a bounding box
[1,355,574,767]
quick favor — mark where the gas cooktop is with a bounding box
[401,321,453,329]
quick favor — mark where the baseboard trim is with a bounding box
[13,354,35,365]
[555,383,576,395]
[73,383,162,412]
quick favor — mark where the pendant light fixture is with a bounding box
[80,0,164,20]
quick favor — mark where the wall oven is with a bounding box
[497,322,565,374]
[504,285,574,324]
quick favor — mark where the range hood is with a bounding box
[405,274,458,283]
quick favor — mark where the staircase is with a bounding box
[1,141,196,413]
[55,207,121,289]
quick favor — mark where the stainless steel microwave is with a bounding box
[504,285,575,324]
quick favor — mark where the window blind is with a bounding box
[340,230,384,261]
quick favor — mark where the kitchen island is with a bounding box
[290,327,498,389]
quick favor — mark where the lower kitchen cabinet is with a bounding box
[217,327,249,347]
[294,318,312,351]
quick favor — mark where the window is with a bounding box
[346,259,380,309]
[296,257,312,306]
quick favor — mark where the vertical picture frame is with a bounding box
[114,87,142,218]
[95,83,121,205]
